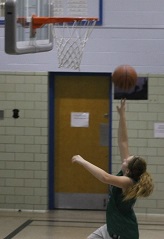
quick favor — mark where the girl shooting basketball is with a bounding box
[72,99,154,239]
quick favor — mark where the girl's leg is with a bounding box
[87,224,112,239]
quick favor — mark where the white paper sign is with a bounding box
[154,123,164,138]
[71,112,89,127]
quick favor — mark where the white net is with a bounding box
[52,19,97,70]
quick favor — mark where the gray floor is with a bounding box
[0,210,164,239]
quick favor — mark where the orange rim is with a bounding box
[31,15,98,29]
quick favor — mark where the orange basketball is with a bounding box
[112,65,138,91]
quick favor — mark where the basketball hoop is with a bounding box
[31,16,98,70]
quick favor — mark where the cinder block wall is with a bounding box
[112,75,164,214]
[0,72,48,210]
[0,72,164,215]
[0,0,164,213]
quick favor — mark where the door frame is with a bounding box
[48,72,113,210]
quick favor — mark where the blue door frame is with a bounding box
[48,72,113,210]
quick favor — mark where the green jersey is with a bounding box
[106,170,139,239]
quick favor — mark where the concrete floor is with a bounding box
[0,210,164,239]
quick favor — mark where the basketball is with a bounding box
[112,65,138,91]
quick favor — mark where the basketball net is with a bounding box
[31,16,97,70]
[52,19,97,70]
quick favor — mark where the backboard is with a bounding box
[5,0,53,54]
[0,0,5,24]
[5,0,102,55]
[51,0,102,25]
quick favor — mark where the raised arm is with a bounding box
[116,99,130,161]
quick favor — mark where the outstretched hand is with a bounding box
[72,155,85,165]
[117,99,126,115]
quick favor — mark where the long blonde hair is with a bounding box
[123,156,154,201]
